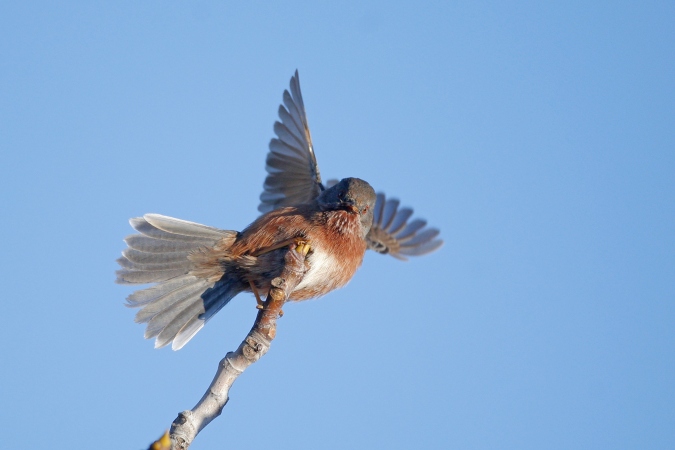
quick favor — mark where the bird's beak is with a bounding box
[344,202,359,214]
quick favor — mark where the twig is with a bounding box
[167,246,308,450]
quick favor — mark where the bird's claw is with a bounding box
[250,281,265,310]
[294,239,311,256]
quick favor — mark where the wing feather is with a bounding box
[366,192,443,260]
[258,71,324,213]
[380,198,400,231]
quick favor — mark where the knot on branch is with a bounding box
[242,334,268,360]
[170,411,196,450]
[271,276,286,289]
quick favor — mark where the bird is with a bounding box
[116,71,443,350]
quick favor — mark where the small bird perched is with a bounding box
[117,71,442,350]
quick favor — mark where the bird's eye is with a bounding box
[362,205,369,213]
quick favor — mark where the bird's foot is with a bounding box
[252,237,311,257]
[250,281,284,317]
[249,281,265,310]
[294,239,312,257]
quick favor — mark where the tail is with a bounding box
[116,214,241,350]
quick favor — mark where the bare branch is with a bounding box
[168,246,308,449]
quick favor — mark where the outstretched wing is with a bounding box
[366,192,443,260]
[259,70,324,213]
[259,74,443,260]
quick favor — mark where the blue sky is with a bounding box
[1,2,673,449]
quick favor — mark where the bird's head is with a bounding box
[318,177,376,237]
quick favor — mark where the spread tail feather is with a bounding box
[116,214,240,350]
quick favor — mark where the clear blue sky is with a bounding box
[1,2,673,449]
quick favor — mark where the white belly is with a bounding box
[293,247,339,294]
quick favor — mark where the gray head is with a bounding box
[318,177,376,237]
